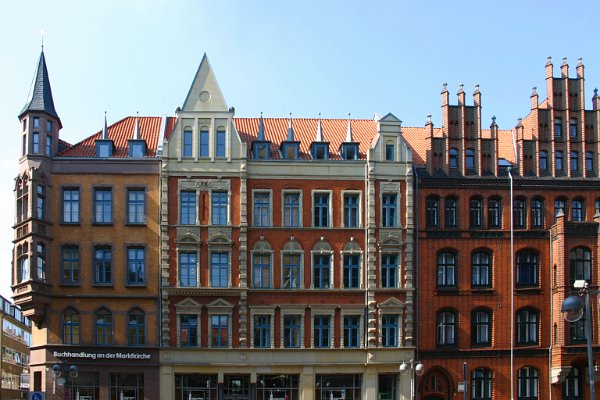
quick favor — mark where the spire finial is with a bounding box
[531,86,537,96]
[287,113,294,141]
[257,111,265,141]
[546,56,552,66]
[102,111,109,140]
[474,84,480,94]
[315,113,323,142]
[593,88,598,98]
[40,28,45,50]
[562,57,568,66]
[134,111,141,140]
[426,113,432,125]
[346,113,353,143]
[458,82,464,92]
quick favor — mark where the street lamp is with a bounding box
[400,360,424,399]
[51,363,78,399]
[561,279,595,400]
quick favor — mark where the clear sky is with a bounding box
[0,0,599,299]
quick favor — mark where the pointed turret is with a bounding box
[102,112,109,139]
[315,113,324,142]
[133,112,141,140]
[19,50,61,126]
[345,113,353,143]
[287,113,295,141]
[257,112,265,141]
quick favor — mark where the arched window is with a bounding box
[531,198,544,227]
[539,151,548,172]
[554,117,563,138]
[516,250,539,287]
[554,198,567,222]
[513,197,526,228]
[570,151,579,173]
[425,196,440,227]
[63,308,80,345]
[518,367,539,399]
[449,148,459,169]
[128,309,145,346]
[570,247,591,283]
[385,140,395,161]
[182,127,193,157]
[470,197,483,228]
[472,309,491,346]
[436,310,456,345]
[445,196,458,228]
[562,366,581,399]
[471,368,492,400]
[472,251,491,287]
[516,308,538,344]
[437,251,456,287]
[487,197,501,228]
[569,118,578,139]
[17,256,29,284]
[571,199,585,221]
[96,308,113,345]
[466,149,475,170]
[556,150,564,171]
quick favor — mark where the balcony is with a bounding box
[12,280,51,327]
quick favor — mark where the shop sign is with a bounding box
[53,350,151,360]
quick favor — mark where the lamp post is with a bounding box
[51,363,78,399]
[400,360,424,399]
[561,279,596,400]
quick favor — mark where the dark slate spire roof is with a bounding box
[19,50,60,124]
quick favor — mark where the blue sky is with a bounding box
[0,0,598,299]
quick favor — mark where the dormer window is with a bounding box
[252,142,270,160]
[341,143,359,160]
[129,140,146,158]
[96,141,113,158]
[311,143,329,160]
[281,142,299,160]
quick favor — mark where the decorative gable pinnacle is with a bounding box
[346,113,353,142]
[287,113,295,141]
[315,113,323,142]
[102,112,109,139]
[257,112,265,141]
[133,111,141,140]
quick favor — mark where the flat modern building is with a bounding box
[406,57,600,399]
[158,55,417,400]
[12,50,166,400]
[0,296,31,400]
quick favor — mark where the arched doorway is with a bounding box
[419,368,453,400]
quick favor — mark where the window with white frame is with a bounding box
[382,193,398,227]
[343,192,360,228]
[282,313,302,348]
[282,191,301,227]
[313,191,331,227]
[253,191,272,227]
[252,241,272,289]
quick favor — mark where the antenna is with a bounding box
[41,28,45,50]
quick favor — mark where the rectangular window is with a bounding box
[179,252,197,287]
[343,254,360,288]
[129,142,145,158]
[313,254,331,288]
[36,185,45,219]
[94,189,112,224]
[199,129,209,157]
[97,142,112,158]
[382,193,397,227]
[343,315,360,348]
[216,129,226,158]
[62,246,79,284]
[283,315,301,348]
[253,192,271,227]
[210,253,229,287]
[33,117,39,129]
[313,315,330,348]
[313,193,330,227]
[282,254,301,289]
[381,254,398,288]
[385,142,395,161]
[32,132,39,153]
[62,189,79,224]
[211,191,228,225]
[343,194,360,227]
[381,315,398,347]
[46,120,53,132]
[283,192,301,227]
[180,191,196,225]
[94,247,112,284]
[127,189,145,224]
[46,134,52,156]
[127,248,145,284]
[252,253,271,288]
[183,129,193,157]
[180,314,198,347]
[211,315,228,347]
[253,315,271,348]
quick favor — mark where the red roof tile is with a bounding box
[234,118,378,160]
[58,116,171,158]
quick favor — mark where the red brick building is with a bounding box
[407,57,600,400]
[158,55,418,400]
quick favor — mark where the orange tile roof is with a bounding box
[58,116,173,158]
[234,118,378,160]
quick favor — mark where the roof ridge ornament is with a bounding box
[40,28,45,51]
[257,111,265,141]
[102,111,109,140]
[315,113,323,142]
[287,113,294,141]
[346,113,353,143]
[134,111,141,140]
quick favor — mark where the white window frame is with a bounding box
[281,190,303,228]
[341,190,362,228]
[312,190,333,228]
